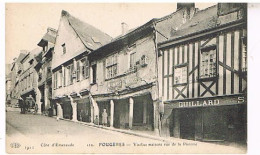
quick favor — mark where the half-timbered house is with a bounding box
[158,3,247,143]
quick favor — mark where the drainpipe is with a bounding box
[153,21,161,136]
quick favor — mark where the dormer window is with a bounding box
[62,43,66,54]
[29,59,34,65]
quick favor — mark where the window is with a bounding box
[92,64,97,84]
[80,58,89,80]
[130,52,136,69]
[54,72,57,89]
[242,29,247,72]
[106,53,118,79]
[174,66,187,84]
[200,46,217,78]
[63,68,66,86]
[140,55,147,67]
[43,43,48,53]
[58,70,62,88]
[62,43,66,54]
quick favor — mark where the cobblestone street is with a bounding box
[6,108,246,154]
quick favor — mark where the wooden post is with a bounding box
[57,103,63,119]
[36,87,42,114]
[129,98,134,129]
[110,100,114,127]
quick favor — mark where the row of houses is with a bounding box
[6,3,247,143]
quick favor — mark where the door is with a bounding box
[180,109,195,140]
[133,102,143,124]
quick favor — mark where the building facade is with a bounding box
[50,4,205,135]
[51,10,112,121]
[19,48,41,108]
[158,3,247,143]
[35,27,57,115]
[87,3,197,133]
[9,52,27,106]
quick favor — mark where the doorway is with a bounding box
[180,109,195,140]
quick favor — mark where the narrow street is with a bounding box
[6,108,246,154]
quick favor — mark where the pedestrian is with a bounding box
[33,104,38,115]
[18,97,25,114]
[79,110,84,121]
[102,109,108,126]
[94,115,99,125]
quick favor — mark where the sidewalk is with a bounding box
[53,115,247,152]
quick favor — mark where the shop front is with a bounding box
[60,97,72,120]
[76,97,92,123]
[163,94,247,143]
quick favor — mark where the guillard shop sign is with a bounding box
[176,96,245,108]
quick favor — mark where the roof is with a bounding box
[89,5,194,58]
[169,5,218,40]
[163,4,246,43]
[62,10,112,51]
[38,27,57,47]
[21,48,42,64]
[16,52,28,63]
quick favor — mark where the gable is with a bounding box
[52,15,88,70]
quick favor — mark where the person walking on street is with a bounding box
[18,97,25,114]
[102,109,108,126]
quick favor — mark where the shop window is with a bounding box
[174,65,187,84]
[200,45,217,79]
[106,53,118,79]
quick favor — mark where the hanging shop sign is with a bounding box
[165,94,246,109]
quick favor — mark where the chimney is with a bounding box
[177,3,195,10]
[121,22,128,35]
[177,3,196,23]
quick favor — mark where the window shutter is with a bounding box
[76,61,80,81]
[85,57,89,78]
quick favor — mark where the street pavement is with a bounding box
[6,107,247,154]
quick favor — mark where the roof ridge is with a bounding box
[61,10,112,51]
[64,10,112,39]
[195,4,217,15]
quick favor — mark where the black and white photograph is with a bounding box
[4,2,249,154]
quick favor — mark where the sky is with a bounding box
[5,3,215,64]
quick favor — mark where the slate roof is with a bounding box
[16,52,28,63]
[38,28,57,47]
[169,5,218,40]
[90,6,190,57]
[62,10,113,51]
[166,4,245,41]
